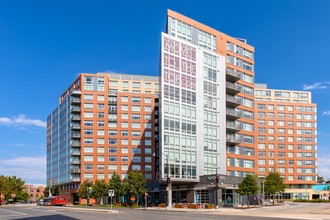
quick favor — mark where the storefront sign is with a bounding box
[207,176,225,181]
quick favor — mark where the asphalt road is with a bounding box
[0,203,329,220]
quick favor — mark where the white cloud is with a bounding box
[303,81,330,90]
[323,111,330,116]
[317,155,330,180]
[0,114,46,128]
[0,156,46,184]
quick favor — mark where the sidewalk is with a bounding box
[138,203,330,220]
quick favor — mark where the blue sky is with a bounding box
[0,0,329,184]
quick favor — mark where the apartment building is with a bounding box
[46,9,318,206]
[158,9,256,206]
[23,184,45,203]
[47,73,159,204]
[255,84,317,200]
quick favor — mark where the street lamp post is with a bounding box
[162,152,171,209]
[215,176,219,209]
[262,179,265,206]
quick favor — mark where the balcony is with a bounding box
[226,68,240,82]
[108,90,118,96]
[226,95,242,107]
[70,169,81,173]
[70,150,81,156]
[70,98,81,104]
[70,160,81,165]
[108,116,117,121]
[71,178,81,182]
[226,108,241,120]
[71,123,81,130]
[226,135,241,145]
[108,99,117,105]
[70,115,81,121]
[70,107,81,112]
[71,141,80,147]
[71,132,81,139]
[71,90,81,96]
[108,107,117,113]
[226,82,241,95]
[226,121,242,132]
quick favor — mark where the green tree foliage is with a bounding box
[237,174,259,207]
[126,170,146,206]
[108,173,123,203]
[90,180,108,205]
[77,180,92,199]
[317,175,325,184]
[44,186,59,197]
[15,191,30,202]
[264,172,286,205]
[0,175,26,203]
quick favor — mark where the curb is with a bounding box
[37,206,119,213]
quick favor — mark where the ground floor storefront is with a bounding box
[146,174,255,207]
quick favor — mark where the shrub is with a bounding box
[158,203,166,207]
[187,203,198,209]
[205,203,215,209]
[293,199,330,203]
[174,203,185,208]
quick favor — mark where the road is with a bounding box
[1,203,330,220]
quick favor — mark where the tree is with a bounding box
[0,175,26,203]
[126,170,146,206]
[236,174,259,207]
[90,180,108,205]
[77,180,92,203]
[44,186,59,197]
[108,173,123,203]
[15,191,30,202]
[318,175,325,184]
[264,172,286,205]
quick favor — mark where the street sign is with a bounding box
[108,189,114,197]
[108,189,115,211]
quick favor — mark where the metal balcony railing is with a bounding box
[226,108,242,118]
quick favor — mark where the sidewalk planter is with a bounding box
[187,203,198,209]
[158,203,166,207]
[205,204,215,209]
[174,203,185,208]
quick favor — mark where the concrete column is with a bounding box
[168,182,172,207]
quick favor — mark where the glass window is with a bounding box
[121,96,128,102]
[97,95,104,101]
[145,106,152,112]
[108,156,117,162]
[132,106,141,111]
[84,94,93,100]
[132,97,140,103]
[121,148,128,154]
[108,165,117,170]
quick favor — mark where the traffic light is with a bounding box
[216,176,219,187]
[167,177,171,184]
[156,173,160,181]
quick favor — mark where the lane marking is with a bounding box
[0,208,27,215]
